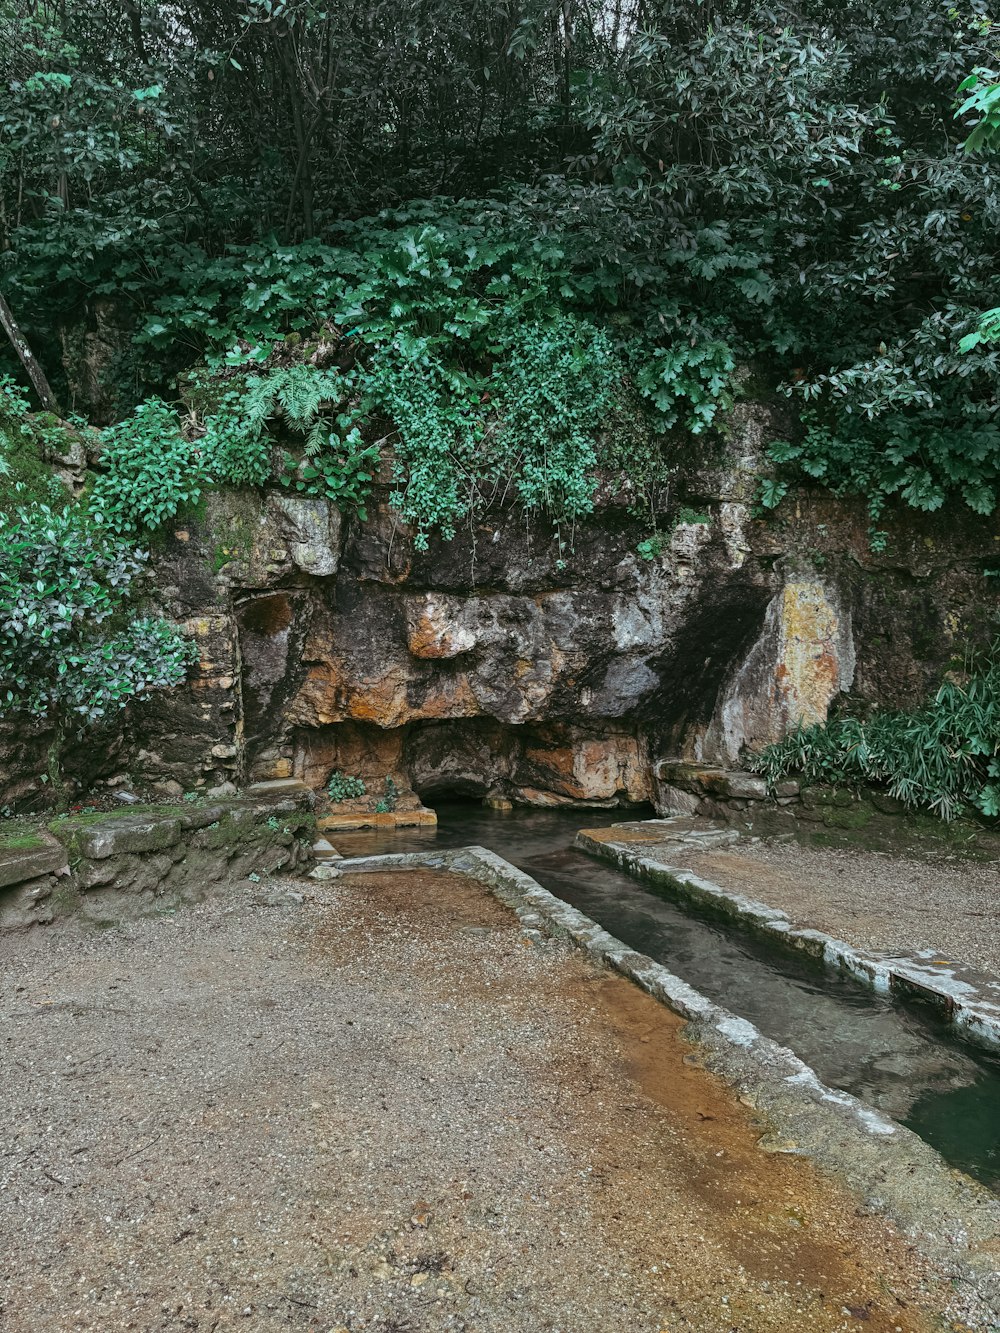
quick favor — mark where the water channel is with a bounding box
[335,801,1000,1192]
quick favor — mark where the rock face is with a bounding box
[2,405,998,810]
[698,577,857,764]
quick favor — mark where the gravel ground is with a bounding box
[679,840,1000,976]
[0,868,964,1333]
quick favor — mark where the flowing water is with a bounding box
[335,801,1000,1191]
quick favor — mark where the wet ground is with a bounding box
[334,803,1000,1192]
[0,868,968,1333]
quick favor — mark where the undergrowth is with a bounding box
[748,650,1000,821]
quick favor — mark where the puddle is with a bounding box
[335,802,1000,1192]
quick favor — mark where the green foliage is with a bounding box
[958,68,1000,153]
[633,342,736,435]
[5,0,1000,530]
[765,407,1000,521]
[0,500,196,800]
[278,438,378,515]
[958,307,1000,354]
[199,396,273,489]
[236,364,346,456]
[89,399,205,534]
[364,312,629,547]
[327,771,366,803]
[490,318,622,524]
[636,533,668,561]
[0,502,196,723]
[148,225,681,546]
[193,362,378,513]
[373,776,400,814]
[675,508,711,528]
[748,651,1000,822]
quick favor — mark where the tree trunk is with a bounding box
[0,290,62,414]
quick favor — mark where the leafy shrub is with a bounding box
[764,412,1000,522]
[0,503,197,803]
[199,396,273,488]
[632,340,736,435]
[192,362,378,513]
[373,776,400,814]
[492,318,622,523]
[278,431,378,515]
[748,651,1000,821]
[90,398,206,534]
[327,771,366,803]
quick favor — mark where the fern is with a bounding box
[201,364,363,486]
[748,648,1000,821]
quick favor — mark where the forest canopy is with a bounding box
[2,0,1000,530]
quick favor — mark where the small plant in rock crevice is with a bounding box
[636,507,711,559]
[327,771,366,803]
[374,776,400,814]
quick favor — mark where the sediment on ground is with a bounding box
[0,866,979,1333]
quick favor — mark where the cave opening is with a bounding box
[290,717,654,811]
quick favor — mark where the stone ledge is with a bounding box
[318,808,437,832]
[576,824,1000,1053]
[52,814,182,860]
[0,787,317,932]
[658,762,784,799]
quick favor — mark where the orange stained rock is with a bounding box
[773,581,844,728]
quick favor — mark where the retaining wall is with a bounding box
[0,780,315,931]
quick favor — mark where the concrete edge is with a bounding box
[576,829,1000,1052]
[336,845,1000,1322]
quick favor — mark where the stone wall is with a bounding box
[3,404,998,810]
[0,781,315,930]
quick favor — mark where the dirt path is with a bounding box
[0,868,966,1332]
[676,839,1000,977]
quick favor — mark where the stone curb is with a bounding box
[576,828,1000,1052]
[337,845,1000,1323]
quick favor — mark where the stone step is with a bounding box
[318,808,438,832]
[0,834,69,890]
[595,817,740,851]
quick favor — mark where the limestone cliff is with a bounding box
[2,407,997,809]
